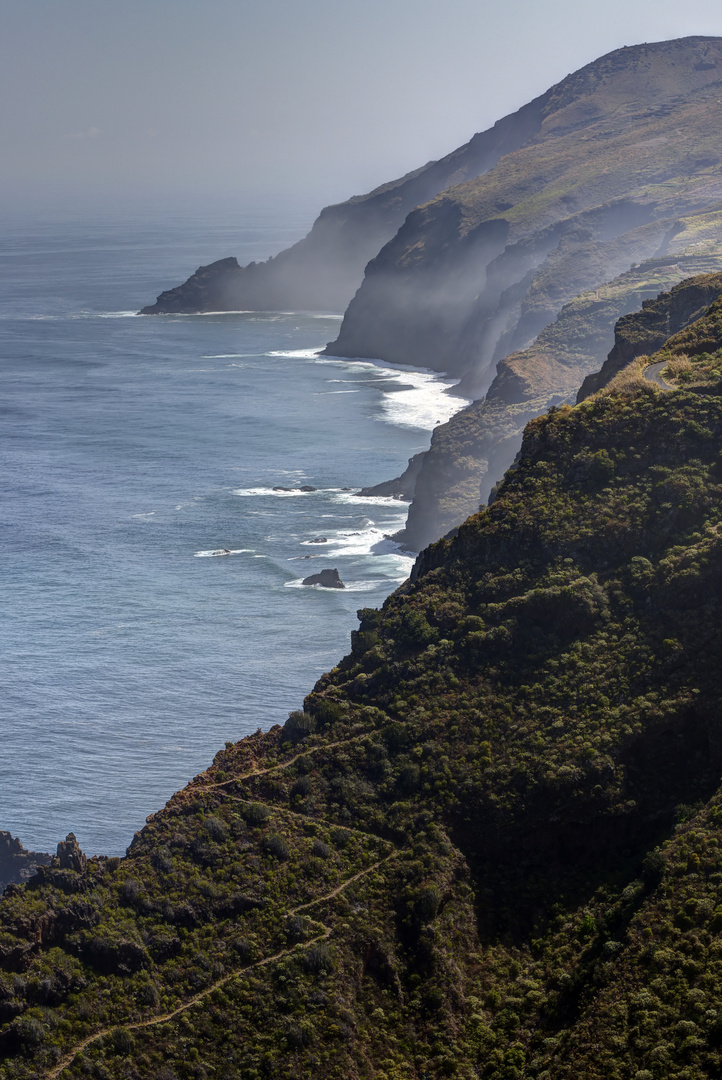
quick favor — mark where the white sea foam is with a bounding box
[284,578,399,592]
[315,355,468,431]
[233,486,346,498]
[377,370,468,431]
[267,347,324,360]
[193,548,253,558]
[333,492,410,508]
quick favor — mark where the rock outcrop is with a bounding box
[0,832,51,893]
[301,568,345,588]
[54,833,87,874]
[397,259,722,549]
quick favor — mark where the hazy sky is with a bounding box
[4,0,722,214]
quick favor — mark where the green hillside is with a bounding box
[2,295,722,1078]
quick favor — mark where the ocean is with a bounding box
[1,197,466,856]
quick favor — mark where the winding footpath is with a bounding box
[47,852,397,1079]
[46,725,398,1079]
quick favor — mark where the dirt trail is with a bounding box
[193,729,370,793]
[47,722,398,1077]
[46,851,397,1079]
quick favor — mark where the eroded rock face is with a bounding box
[301,568,345,588]
[0,832,51,892]
[55,833,87,874]
[396,261,722,551]
[326,38,722,387]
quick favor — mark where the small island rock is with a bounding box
[302,568,345,589]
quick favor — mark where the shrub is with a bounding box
[264,833,290,861]
[303,942,333,974]
[291,775,312,799]
[244,803,272,826]
[204,815,228,842]
[312,838,331,859]
[284,710,316,744]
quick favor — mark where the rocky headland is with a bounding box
[2,293,722,1077]
[140,37,722,554]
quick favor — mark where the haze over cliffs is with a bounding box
[141,36,722,552]
[3,285,722,1077]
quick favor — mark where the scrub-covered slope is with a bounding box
[2,312,722,1079]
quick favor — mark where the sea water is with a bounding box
[1,197,466,856]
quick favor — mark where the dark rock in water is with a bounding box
[0,831,52,892]
[139,256,243,315]
[308,537,328,544]
[273,485,317,492]
[302,568,345,589]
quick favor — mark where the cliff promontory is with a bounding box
[139,96,546,315]
[2,300,722,1078]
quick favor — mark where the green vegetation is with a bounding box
[2,297,722,1077]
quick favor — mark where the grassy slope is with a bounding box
[2,318,722,1078]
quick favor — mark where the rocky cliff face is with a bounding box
[139,95,546,314]
[1,311,722,1077]
[396,260,722,550]
[0,832,51,892]
[326,37,722,394]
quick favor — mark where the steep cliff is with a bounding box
[327,37,722,394]
[139,96,546,315]
[2,307,722,1078]
[396,259,722,550]
[0,833,50,892]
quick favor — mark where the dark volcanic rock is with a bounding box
[55,833,87,874]
[301,568,345,588]
[140,257,243,315]
[0,832,52,892]
[354,452,425,501]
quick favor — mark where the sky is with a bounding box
[4,0,722,216]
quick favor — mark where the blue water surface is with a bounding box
[1,198,462,855]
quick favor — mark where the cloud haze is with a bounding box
[3,0,722,213]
